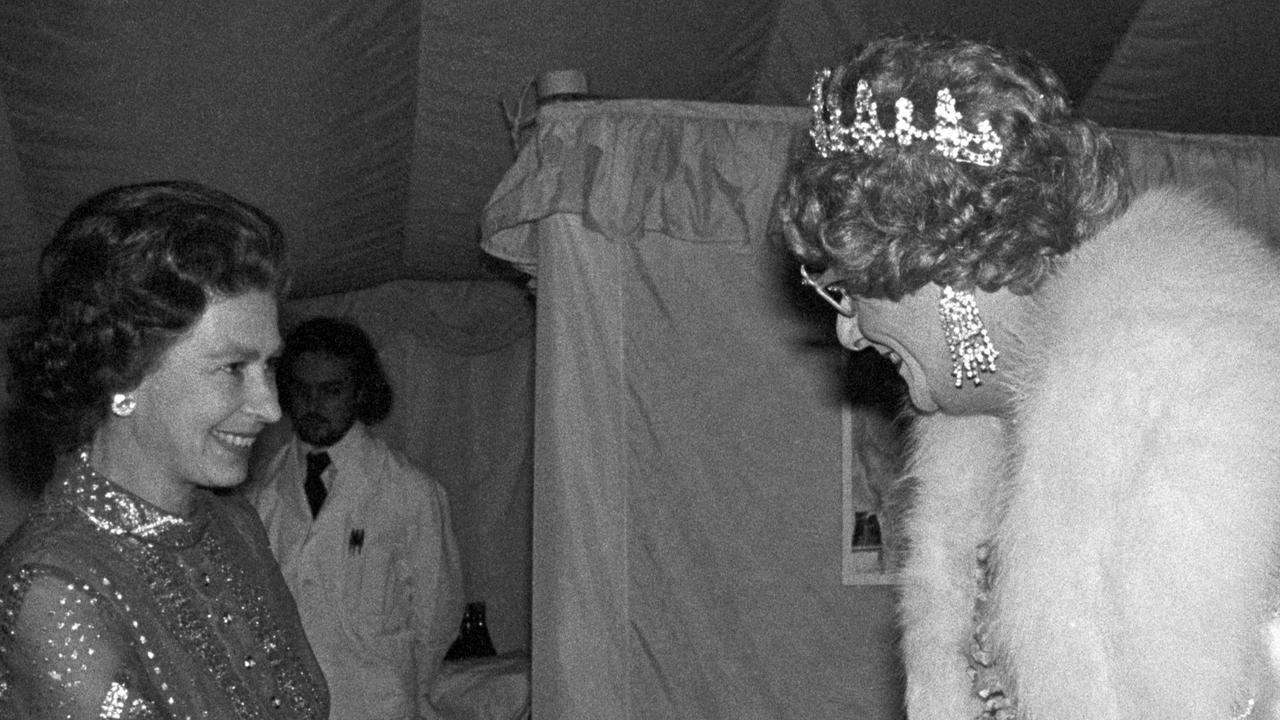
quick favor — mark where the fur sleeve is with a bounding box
[898,413,1010,720]
[994,192,1280,719]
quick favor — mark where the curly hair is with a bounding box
[277,317,393,427]
[7,180,289,452]
[777,35,1132,300]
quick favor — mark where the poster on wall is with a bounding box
[840,399,908,585]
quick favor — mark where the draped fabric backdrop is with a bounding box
[484,101,906,720]
[2,0,1277,318]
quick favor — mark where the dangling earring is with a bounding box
[938,285,999,388]
[111,393,137,417]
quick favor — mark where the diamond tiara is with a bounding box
[809,68,1004,167]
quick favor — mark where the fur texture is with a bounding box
[899,188,1280,720]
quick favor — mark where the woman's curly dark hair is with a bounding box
[777,35,1133,300]
[7,180,289,452]
[277,317,393,426]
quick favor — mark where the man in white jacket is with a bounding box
[249,316,464,720]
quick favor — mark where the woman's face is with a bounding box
[835,285,1007,416]
[123,290,282,504]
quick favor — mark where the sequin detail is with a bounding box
[101,681,129,718]
[72,448,189,538]
[969,543,1016,720]
[0,453,326,719]
[966,543,1260,720]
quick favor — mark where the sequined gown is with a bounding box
[0,457,329,720]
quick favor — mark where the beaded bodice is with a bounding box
[0,456,328,720]
[969,543,1016,720]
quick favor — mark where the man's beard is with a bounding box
[294,413,355,448]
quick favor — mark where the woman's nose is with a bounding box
[836,315,870,351]
[248,370,283,424]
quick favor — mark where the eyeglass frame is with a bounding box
[799,265,855,318]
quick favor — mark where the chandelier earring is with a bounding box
[938,286,999,388]
[110,393,137,417]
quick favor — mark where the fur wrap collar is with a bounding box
[898,188,1280,720]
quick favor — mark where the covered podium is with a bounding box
[481,100,905,719]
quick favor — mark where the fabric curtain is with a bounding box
[0,87,37,304]
[484,100,905,720]
[0,0,410,306]
[0,0,534,341]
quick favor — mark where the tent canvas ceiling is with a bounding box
[1,0,1276,318]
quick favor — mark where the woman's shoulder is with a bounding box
[0,505,115,598]
[1103,187,1271,265]
[1023,185,1280,420]
[1055,187,1280,313]
[2,499,75,554]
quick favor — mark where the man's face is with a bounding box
[284,351,360,447]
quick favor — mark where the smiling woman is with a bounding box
[0,181,328,719]
[780,35,1280,720]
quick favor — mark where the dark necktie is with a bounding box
[304,451,331,518]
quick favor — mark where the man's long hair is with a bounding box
[279,317,393,426]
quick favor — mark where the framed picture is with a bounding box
[840,400,905,586]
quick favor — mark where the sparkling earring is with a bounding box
[938,285,999,388]
[111,393,137,417]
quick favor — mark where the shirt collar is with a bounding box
[298,421,371,476]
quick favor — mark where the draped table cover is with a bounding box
[483,99,905,720]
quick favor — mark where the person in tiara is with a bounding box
[0,180,328,719]
[777,35,1280,720]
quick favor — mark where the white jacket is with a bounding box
[249,422,464,720]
